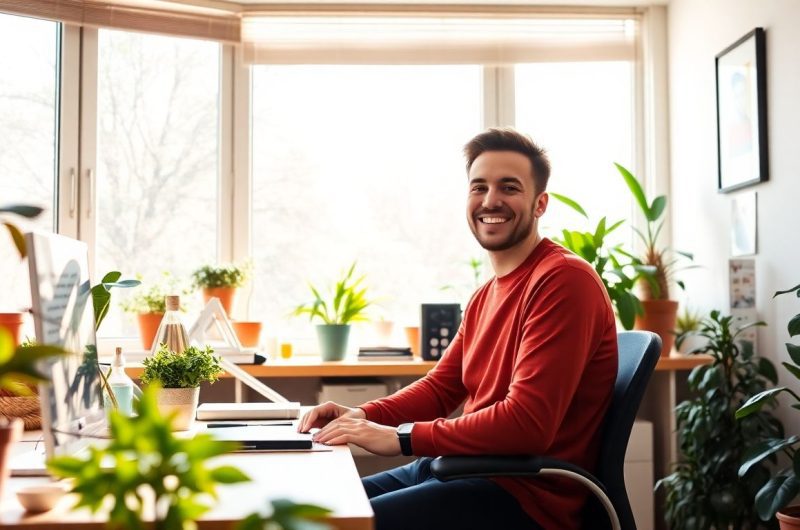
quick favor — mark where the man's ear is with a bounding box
[534,192,549,218]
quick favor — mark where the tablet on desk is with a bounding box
[207,425,313,451]
[196,402,301,421]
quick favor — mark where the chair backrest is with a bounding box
[587,331,661,530]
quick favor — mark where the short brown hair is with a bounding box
[464,128,551,192]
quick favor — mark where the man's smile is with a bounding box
[478,216,509,224]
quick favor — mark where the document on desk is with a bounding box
[206,425,325,451]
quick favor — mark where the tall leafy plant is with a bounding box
[657,311,782,529]
[616,163,694,300]
[737,283,800,521]
[550,193,653,330]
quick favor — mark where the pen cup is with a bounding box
[280,342,293,359]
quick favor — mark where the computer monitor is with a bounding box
[25,231,106,460]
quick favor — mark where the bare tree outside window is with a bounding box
[95,30,220,336]
[0,13,57,312]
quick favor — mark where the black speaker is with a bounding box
[420,304,462,361]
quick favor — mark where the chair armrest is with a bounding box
[431,455,599,487]
[431,456,620,530]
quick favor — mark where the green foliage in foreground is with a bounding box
[48,383,250,530]
[657,311,781,530]
[142,344,223,389]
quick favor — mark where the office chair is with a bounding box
[430,330,662,530]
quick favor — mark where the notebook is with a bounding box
[207,425,312,451]
[195,402,301,421]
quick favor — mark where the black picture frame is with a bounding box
[715,27,768,193]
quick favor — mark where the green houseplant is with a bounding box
[293,262,372,361]
[657,310,782,529]
[674,307,704,354]
[550,193,653,330]
[191,262,251,317]
[48,384,329,530]
[616,163,695,354]
[737,283,800,525]
[0,327,67,497]
[141,344,223,430]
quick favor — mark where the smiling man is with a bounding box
[299,128,618,530]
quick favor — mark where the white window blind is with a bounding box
[241,9,639,65]
[0,0,239,42]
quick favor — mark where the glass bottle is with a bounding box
[104,347,135,416]
[150,295,190,355]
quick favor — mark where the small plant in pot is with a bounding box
[191,262,250,317]
[293,263,372,362]
[674,307,705,354]
[737,283,800,527]
[616,163,696,355]
[141,344,222,430]
[0,328,66,497]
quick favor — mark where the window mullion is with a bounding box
[56,24,81,238]
[77,26,99,279]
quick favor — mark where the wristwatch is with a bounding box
[397,423,414,456]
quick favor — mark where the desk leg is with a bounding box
[234,379,243,403]
[637,370,676,530]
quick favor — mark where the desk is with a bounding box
[1,443,373,530]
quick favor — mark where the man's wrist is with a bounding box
[397,423,414,456]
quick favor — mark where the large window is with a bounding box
[251,65,483,340]
[0,12,58,310]
[515,62,635,241]
[94,30,220,336]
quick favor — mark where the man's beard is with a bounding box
[469,206,535,251]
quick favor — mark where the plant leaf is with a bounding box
[739,436,800,476]
[649,195,667,221]
[789,314,800,337]
[774,284,800,297]
[549,192,588,218]
[0,204,44,217]
[3,222,26,257]
[788,343,800,366]
[615,163,649,219]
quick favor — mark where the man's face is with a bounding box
[466,150,544,252]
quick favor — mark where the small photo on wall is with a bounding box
[729,258,758,350]
[731,191,757,256]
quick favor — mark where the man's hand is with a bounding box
[312,417,402,457]
[297,401,365,432]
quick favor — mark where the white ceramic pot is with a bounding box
[157,387,200,431]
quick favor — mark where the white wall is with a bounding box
[668,0,800,429]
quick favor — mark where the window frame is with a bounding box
[28,8,664,351]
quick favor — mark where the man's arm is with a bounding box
[410,267,615,456]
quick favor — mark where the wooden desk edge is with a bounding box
[655,354,713,371]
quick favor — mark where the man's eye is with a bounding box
[471,186,487,193]
[503,186,520,193]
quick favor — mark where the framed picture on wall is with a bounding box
[715,27,768,193]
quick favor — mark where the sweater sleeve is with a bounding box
[410,266,612,456]
[359,326,469,426]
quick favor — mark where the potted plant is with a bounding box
[737,283,800,527]
[0,203,45,348]
[120,273,181,350]
[191,262,250,317]
[550,193,653,330]
[141,344,223,430]
[674,307,705,354]
[616,163,695,355]
[0,328,66,498]
[293,263,372,361]
[656,310,782,529]
[49,384,329,530]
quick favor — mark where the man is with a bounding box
[299,128,617,530]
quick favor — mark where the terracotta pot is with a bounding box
[0,418,24,499]
[137,312,164,350]
[404,326,421,358]
[777,506,800,530]
[0,312,25,346]
[202,287,237,317]
[635,299,679,357]
[232,321,263,348]
[156,387,200,431]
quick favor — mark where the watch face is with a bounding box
[398,423,413,435]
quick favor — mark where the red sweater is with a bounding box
[360,238,618,529]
